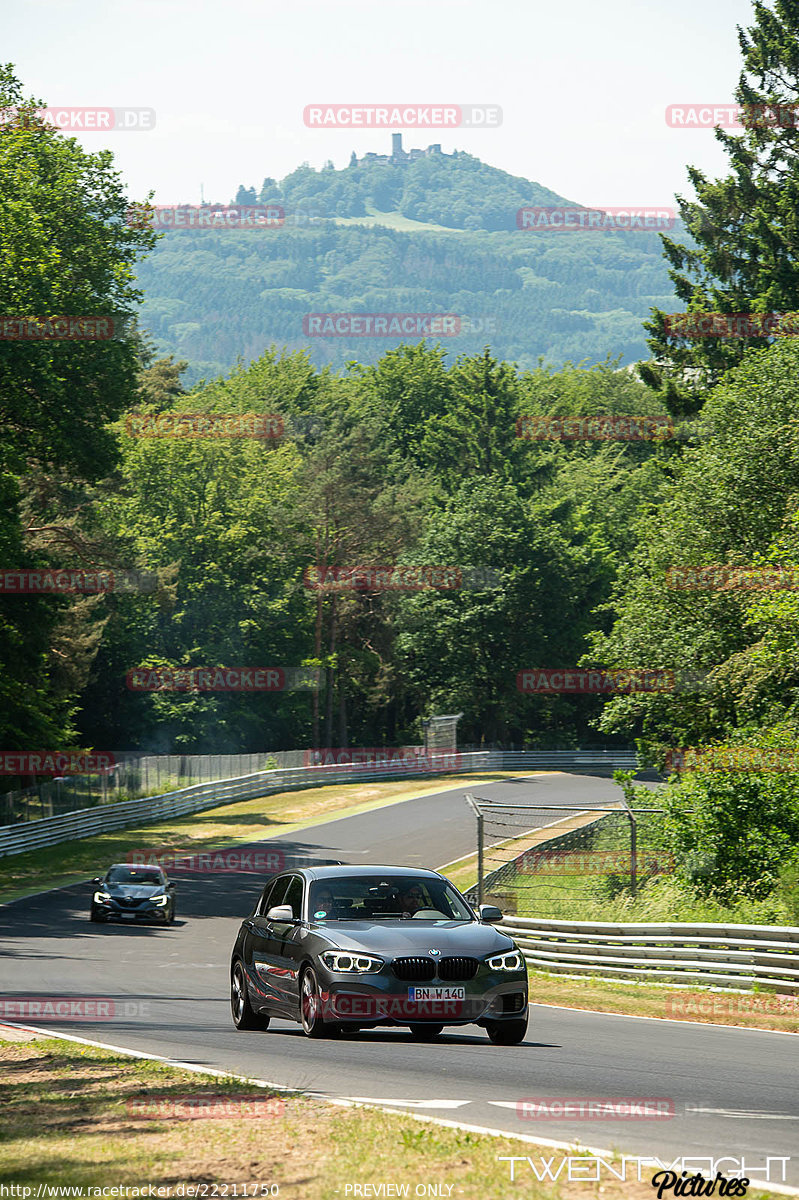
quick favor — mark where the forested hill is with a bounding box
[135,147,679,385]
[236,149,574,231]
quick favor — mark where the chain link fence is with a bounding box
[0,751,314,825]
[463,794,672,917]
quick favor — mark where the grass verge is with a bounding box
[0,1031,785,1199]
[0,772,518,905]
[527,969,799,1033]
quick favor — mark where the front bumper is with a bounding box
[316,967,528,1026]
[93,899,169,920]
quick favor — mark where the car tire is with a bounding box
[164,905,175,926]
[231,961,269,1031]
[299,966,335,1038]
[89,906,104,923]
[408,1023,444,1040]
[485,1017,527,1045]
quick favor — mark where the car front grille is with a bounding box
[118,898,143,908]
[391,957,436,982]
[438,956,479,981]
[390,956,480,982]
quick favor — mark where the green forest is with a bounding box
[4,0,799,920]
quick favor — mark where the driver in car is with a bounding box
[314,888,336,917]
[399,884,425,915]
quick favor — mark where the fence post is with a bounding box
[615,772,639,898]
[477,811,484,906]
[465,794,484,908]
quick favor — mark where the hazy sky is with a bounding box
[5,0,756,207]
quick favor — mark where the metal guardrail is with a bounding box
[498,916,799,992]
[7,746,790,992]
[0,747,641,826]
[491,750,638,770]
[0,753,487,858]
[0,748,643,858]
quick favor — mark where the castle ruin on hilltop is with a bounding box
[352,133,453,167]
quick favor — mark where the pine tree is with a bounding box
[641,0,799,416]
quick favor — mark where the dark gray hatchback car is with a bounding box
[90,863,176,924]
[230,864,528,1043]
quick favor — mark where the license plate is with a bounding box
[119,912,136,919]
[408,986,465,1001]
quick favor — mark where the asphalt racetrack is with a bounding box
[1,773,796,1188]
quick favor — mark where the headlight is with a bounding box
[320,951,384,973]
[487,950,524,971]
[150,894,169,905]
[93,891,111,903]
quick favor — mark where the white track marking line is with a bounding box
[491,1100,799,1122]
[687,1107,799,1120]
[342,1097,471,1108]
[0,777,481,907]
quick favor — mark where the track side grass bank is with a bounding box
[0,1032,785,1200]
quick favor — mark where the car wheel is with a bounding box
[164,905,175,926]
[300,966,335,1038]
[89,906,104,923]
[485,1017,527,1045]
[231,961,269,1030]
[408,1023,444,1041]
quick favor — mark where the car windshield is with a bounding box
[309,876,473,921]
[106,868,163,886]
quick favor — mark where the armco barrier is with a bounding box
[471,750,638,772]
[0,754,489,858]
[0,749,641,858]
[1,747,640,826]
[498,916,799,992]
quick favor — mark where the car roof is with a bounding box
[107,863,164,872]
[296,865,445,881]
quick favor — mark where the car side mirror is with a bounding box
[478,904,503,923]
[92,877,102,885]
[266,904,295,922]
[167,881,176,890]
